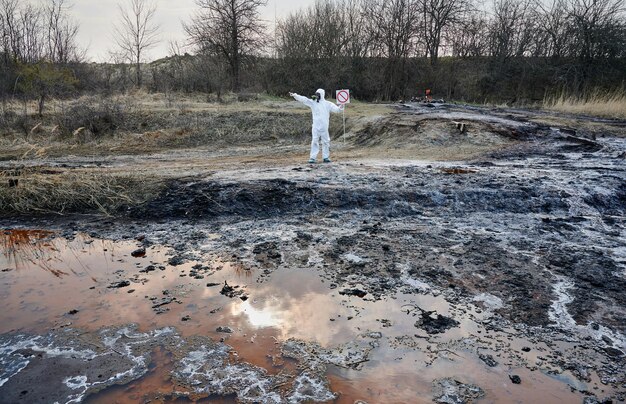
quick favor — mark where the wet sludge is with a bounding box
[0,223,624,403]
[1,126,625,402]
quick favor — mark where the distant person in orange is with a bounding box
[425,89,432,101]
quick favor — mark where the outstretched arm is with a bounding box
[329,101,344,114]
[290,92,314,107]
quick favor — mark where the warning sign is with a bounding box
[336,89,350,105]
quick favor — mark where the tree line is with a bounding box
[269,0,626,100]
[1,0,625,110]
[0,0,82,114]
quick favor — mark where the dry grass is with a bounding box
[1,92,385,160]
[544,90,626,119]
[0,167,163,215]
[1,91,392,121]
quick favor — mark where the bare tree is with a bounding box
[2,0,81,64]
[1,0,45,64]
[309,0,346,58]
[44,0,82,64]
[185,0,268,92]
[448,11,489,57]
[277,0,350,59]
[277,10,313,59]
[1,0,83,105]
[419,0,470,65]
[1,0,20,61]
[19,3,43,63]
[488,0,536,61]
[363,0,421,98]
[113,0,160,88]
[568,0,625,61]
[364,0,420,59]
[341,0,372,58]
[535,0,570,57]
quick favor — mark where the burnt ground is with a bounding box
[1,102,625,403]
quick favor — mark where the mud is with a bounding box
[1,103,625,403]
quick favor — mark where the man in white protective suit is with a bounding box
[289,89,343,163]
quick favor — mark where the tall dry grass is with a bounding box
[0,168,162,215]
[544,89,626,119]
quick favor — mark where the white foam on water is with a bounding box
[64,375,88,390]
[344,253,365,264]
[399,263,432,292]
[0,334,99,389]
[175,344,283,403]
[318,340,372,369]
[306,250,324,266]
[472,293,504,311]
[1,335,96,361]
[0,360,28,388]
[1,326,178,402]
[288,372,336,404]
[610,245,626,277]
[549,277,577,329]
[549,276,626,350]
[403,276,432,292]
[177,346,227,380]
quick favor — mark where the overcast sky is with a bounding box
[63,0,316,62]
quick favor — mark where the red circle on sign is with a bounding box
[337,90,349,104]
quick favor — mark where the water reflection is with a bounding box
[235,299,282,329]
[0,229,117,279]
[0,229,614,403]
[1,229,64,275]
[228,268,456,347]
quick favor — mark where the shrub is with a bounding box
[59,99,128,135]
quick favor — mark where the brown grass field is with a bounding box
[545,89,626,119]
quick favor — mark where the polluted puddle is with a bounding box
[0,229,621,403]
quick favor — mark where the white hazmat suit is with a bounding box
[290,89,343,162]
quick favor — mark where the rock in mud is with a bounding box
[432,378,485,404]
[603,347,624,357]
[131,247,146,258]
[168,255,184,266]
[220,281,247,300]
[253,241,282,262]
[563,362,592,382]
[478,353,498,367]
[365,332,383,339]
[509,375,522,384]
[216,326,233,333]
[339,288,368,298]
[415,311,460,334]
[107,280,130,289]
[584,397,619,404]
[151,297,176,309]
[139,265,156,273]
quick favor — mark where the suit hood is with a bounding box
[316,89,326,100]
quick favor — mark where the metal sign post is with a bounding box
[342,107,346,145]
[336,89,350,146]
